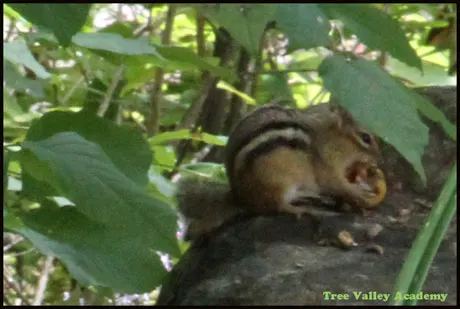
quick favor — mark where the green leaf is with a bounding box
[4,4,30,24]
[202,4,277,55]
[3,88,25,121]
[216,81,256,105]
[148,167,175,200]
[3,41,51,79]
[4,208,25,231]
[25,111,152,187]
[3,61,45,98]
[180,162,227,182]
[149,129,193,145]
[412,91,456,141]
[200,133,228,146]
[99,21,136,39]
[386,58,456,87]
[72,33,164,58]
[287,51,326,72]
[123,47,236,94]
[256,74,294,104]
[15,4,90,46]
[4,151,9,205]
[82,77,125,121]
[19,149,64,194]
[3,126,30,142]
[319,55,429,184]
[26,27,60,47]
[319,4,421,70]
[9,4,91,46]
[154,46,235,82]
[17,206,168,293]
[149,129,228,146]
[21,132,179,256]
[152,146,176,168]
[276,4,330,51]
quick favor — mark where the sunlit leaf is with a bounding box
[73,32,164,58]
[3,61,45,98]
[217,81,256,104]
[320,4,421,70]
[4,41,51,79]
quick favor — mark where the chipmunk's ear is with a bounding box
[328,101,355,130]
[329,102,379,152]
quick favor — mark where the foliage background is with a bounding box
[3,3,456,305]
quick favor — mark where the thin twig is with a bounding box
[264,33,278,71]
[32,256,54,305]
[85,87,108,97]
[223,47,249,134]
[185,9,209,125]
[3,266,30,305]
[148,69,165,135]
[309,87,327,106]
[4,247,36,257]
[133,6,153,38]
[177,74,216,130]
[170,74,217,172]
[97,64,125,117]
[3,235,24,252]
[254,68,317,75]
[331,21,347,50]
[378,51,388,67]
[147,4,177,136]
[249,29,268,98]
[62,76,85,105]
[135,6,192,37]
[196,10,206,57]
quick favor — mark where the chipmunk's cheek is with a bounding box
[346,163,387,208]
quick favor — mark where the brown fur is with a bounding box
[237,147,319,213]
[177,178,243,240]
[178,103,387,240]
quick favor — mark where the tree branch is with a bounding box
[32,256,54,305]
[147,4,177,137]
[249,34,267,98]
[3,266,30,305]
[196,10,206,58]
[97,64,125,117]
[133,6,153,38]
[177,73,216,130]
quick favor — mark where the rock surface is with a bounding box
[157,86,457,305]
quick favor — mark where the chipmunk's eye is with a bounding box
[358,131,372,146]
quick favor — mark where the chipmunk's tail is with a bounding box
[176,177,243,241]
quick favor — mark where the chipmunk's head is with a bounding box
[311,104,387,209]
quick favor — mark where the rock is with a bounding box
[157,86,457,305]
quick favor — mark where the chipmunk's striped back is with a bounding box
[225,105,316,192]
[178,103,387,240]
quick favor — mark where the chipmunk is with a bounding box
[177,103,387,241]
